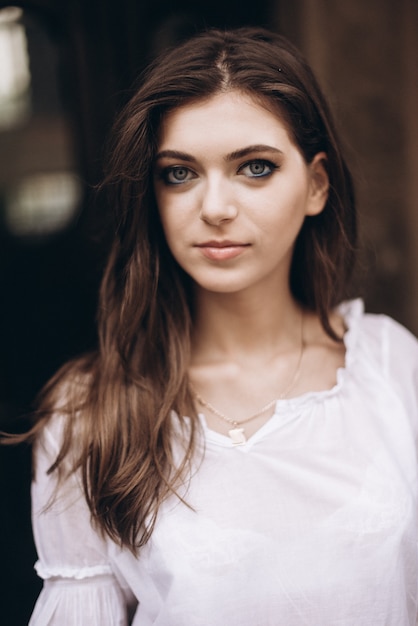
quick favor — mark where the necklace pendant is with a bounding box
[229,427,246,445]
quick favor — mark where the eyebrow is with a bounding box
[154,144,283,163]
[225,144,283,162]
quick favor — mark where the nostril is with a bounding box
[199,200,238,225]
[199,208,237,225]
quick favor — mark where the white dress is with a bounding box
[29,300,418,625]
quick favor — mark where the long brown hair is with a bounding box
[9,27,357,552]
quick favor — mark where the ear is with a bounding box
[305,152,329,216]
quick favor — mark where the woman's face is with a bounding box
[153,90,328,297]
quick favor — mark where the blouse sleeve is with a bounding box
[29,416,137,625]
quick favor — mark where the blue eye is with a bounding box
[163,166,196,184]
[239,160,276,178]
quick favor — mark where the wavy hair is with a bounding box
[9,27,357,552]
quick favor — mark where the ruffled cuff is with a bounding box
[29,571,129,625]
[34,559,112,580]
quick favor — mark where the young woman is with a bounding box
[21,27,418,624]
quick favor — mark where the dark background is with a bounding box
[0,0,417,623]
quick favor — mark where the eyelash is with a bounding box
[159,166,197,185]
[237,159,278,178]
[158,159,279,186]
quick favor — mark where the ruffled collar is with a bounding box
[271,298,364,411]
[196,299,365,448]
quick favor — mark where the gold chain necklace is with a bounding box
[193,311,305,445]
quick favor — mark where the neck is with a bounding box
[191,283,303,363]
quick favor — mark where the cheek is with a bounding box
[254,195,309,255]
[158,212,176,248]
[155,191,177,240]
[158,192,195,237]
[158,208,189,259]
[258,190,307,231]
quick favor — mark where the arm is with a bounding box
[29,417,137,625]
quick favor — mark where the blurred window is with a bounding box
[5,172,81,236]
[0,6,81,239]
[0,7,30,129]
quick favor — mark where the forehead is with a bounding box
[157,90,293,150]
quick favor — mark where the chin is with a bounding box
[193,278,253,295]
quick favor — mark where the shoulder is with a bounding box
[361,308,417,370]
[34,353,96,469]
[339,298,418,363]
[39,352,95,409]
[339,299,418,411]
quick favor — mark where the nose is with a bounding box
[199,176,238,225]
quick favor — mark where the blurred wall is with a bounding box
[274,0,418,333]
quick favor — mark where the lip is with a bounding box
[195,240,250,261]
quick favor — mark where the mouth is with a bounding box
[195,241,250,261]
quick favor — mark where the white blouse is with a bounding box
[30,300,418,625]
